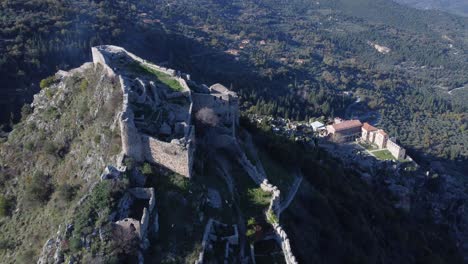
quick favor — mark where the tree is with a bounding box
[39,76,56,89]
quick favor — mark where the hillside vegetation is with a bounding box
[243,120,463,264]
[0,64,122,263]
[0,1,466,171]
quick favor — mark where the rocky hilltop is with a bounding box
[0,46,297,264]
[0,46,463,264]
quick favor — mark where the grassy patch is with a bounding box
[138,63,184,92]
[266,209,278,225]
[39,75,56,89]
[230,160,271,219]
[143,164,204,263]
[248,188,271,207]
[372,149,394,160]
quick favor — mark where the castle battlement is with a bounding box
[92,45,238,177]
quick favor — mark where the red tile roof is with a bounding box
[378,130,388,136]
[332,120,362,132]
[362,122,378,132]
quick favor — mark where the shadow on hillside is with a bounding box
[1,18,462,179]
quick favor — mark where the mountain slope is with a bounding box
[0,62,123,262]
[0,47,463,264]
[393,0,468,17]
[2,0,466,168]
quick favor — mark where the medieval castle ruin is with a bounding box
[92,45,238,177]
[39,46,297,264]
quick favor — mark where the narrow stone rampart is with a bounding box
[235,140,298,264]
[195,219,215,264]
[91,47,116,78]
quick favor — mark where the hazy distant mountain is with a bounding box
[394,0,468,16]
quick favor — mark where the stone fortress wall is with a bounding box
[92,45,198,177]
[91,47,116,78]
[92,45,239,178]
[192,83,239,136]
[39,46,239,264]
[236,143,298,264]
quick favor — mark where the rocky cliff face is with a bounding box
[1,47,293,264]
[0,62,123,263]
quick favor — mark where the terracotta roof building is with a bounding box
[327,119,362,142]
[361,122,378,144]
[375,129,389,149]
[361,122,406,160]
[362,122,378,132]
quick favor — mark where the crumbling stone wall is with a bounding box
[192,84,239,136]
[115,187,157,251]
[195,219,239,264]
[92,45,197,177]
[142,131,194,177]
[273,224,297,264]
[236,140,298,264]
[91,47,116,78]
[92,45,239,179]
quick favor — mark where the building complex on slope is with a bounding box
[326,117,406,160]
[326,119,363,143]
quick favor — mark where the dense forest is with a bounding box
[0,0,466,165]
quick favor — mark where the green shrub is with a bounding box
[69,237,81,252]
[17,249,35,264]
[123,157,135,170]
[0,238,14,250]
[0,195,8,217]
[94,135,101,144]
[266,209,278,224]
[20,104,32,120]
[56,184,78,202]
[141,163,153,176]
[24,141,34,151]
[24,172,53,206]
[45,88,55,99]
[79,79,89,92]
[247,188,270,206]
[43,141,57,155]
[169,173,191,192]
[246,228,256,240]
[40,76,56,89]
